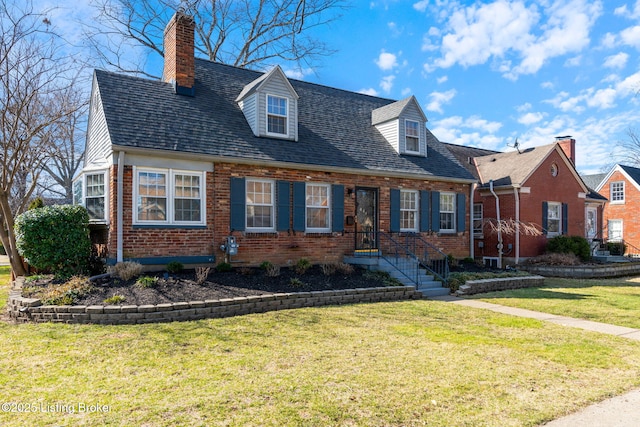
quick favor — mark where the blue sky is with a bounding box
[288,0,640,175]
[37,0,640,175]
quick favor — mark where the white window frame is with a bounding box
[246,178,275,232]
[547,202,562,237]
[133,167,206,226]
[73,169,109,223]
[305,183,331,233]
[610,181,624,204]
[608,219,623,242]
[404,119,420,154]
[400,189,418,232]
[473,203,483,237]
[440,192,456,233]
[266,94,289,137]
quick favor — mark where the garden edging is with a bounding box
[7,276,423,324]
[455,275,545,296]
[521,262,640,278]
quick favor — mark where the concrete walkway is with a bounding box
[432,295,640,426]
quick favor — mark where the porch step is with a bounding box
[344,255,450,298]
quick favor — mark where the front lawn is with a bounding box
[1,272,640,426]
[472,276,640,329]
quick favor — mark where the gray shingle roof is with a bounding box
[442,143,500,180]
[473,144,557,186]
[581,173,607,191]
[619,164,640,186]
[95,60,474,181]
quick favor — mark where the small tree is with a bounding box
[15,205,91,278]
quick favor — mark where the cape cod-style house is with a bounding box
[74,12,476,277]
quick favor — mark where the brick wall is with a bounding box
[600,171,640,249]
[106,162,471,266]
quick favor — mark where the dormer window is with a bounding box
[267,94,288,136]
[405,120,420,153]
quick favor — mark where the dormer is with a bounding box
[236,66,299,141]
[372,96,428,157]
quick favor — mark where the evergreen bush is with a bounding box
[546,235,591,261]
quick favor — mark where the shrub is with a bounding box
[135,276,158,288]
[195,267,210,285]
[166,261,184,273]
[15,204,92,279]
[294,258,311,275]
[607,241,626,256]
[22,276,93,305]
[265,264,281,277]
[215,262,232,272]
[546,235,591,261]
[289,277,305,287]
[363,270,402,286]
[104,294,126,304]
[108,261,143,281]
[259,261,273,270]
[336,262,355,275]
[320,262,337,276]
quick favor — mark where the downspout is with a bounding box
[514,187,520,265]
[489,180,503,268]
[117,151,124,263]
[470,183,476,259]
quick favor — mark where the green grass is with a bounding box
[1,271,640,426]
[473,276,640,329]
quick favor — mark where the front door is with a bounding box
[355,187,378,251]
[585,207,597,240]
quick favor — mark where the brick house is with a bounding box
[592,164,640,252]
[446,138,606,267]
[73,12,476,270]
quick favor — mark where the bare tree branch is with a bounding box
[617,127,640,167]
[83,0,345,76]
[482,218,544,237]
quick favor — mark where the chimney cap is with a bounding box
[555,135,573,141]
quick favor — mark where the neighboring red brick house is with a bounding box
[594,164,640,252]
[73,12,476,270]
[447,138,606,267]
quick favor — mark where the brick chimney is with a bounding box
[556,136,576,166]
[163,11,195,95]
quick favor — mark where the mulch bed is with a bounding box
[78,265,394,306]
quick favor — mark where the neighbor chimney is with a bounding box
[163,11,195,95]
[556,136,576,166]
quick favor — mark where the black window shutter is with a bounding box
[456,193,466,232]
[420,190,430,232]
[431,191,441,232]
[389,189,400,233]
[542,201,548,235]
[293,182,306,232]
[230,177,246,231]
[562,203,568,235]
[276,181,290,231]
[331,185,344,232]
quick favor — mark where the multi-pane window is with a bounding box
[400,190,418,231]
[405,120,419,153]
[73,171,108,221]
[547,202,561,236]
[608,219,623,242]
[138,171,167,221]
[267,95,287,136]
[306,183,330,231]
[611,181,624,202]
[473,203,483,236]
[440,192,456,232]
[174,174,201,222]
[135,168,205,225]
[246,179,274,230]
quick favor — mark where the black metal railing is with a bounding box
[354,231,449,284]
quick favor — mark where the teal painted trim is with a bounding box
[106,255,215,266]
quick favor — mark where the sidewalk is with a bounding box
[432,295,640,426]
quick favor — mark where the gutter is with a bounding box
[117,151,124,263]
[514,187,520,265]
[489,180,503,269]
[470,182,476,259]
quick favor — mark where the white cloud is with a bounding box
[518,112,545,125]
[380,75,395,93]
[429,115,504,149]
[620,26,640,49]
[426,89,456,113]
[601,32,617,48]
[283,67,314,80]
[359,88,379,96]
[375,51,398,71]
[603,52,629,69]
[436,75,448,84]
[586,88,618,109]
[413,1,429,13]
[516,103,532,112]
[614,5,628,16]
[564,56,582,67]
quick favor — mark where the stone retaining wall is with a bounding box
[455,275,545,296]
[7,277,422,324]
[521,262,640,278]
